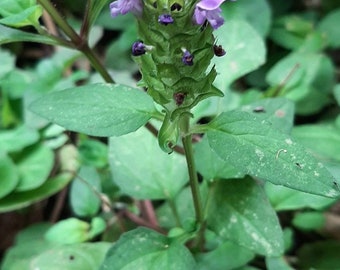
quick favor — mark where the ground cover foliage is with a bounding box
[1,0,340,269]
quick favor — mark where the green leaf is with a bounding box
[265,257,294,270]
[241,97,295,134]
[207,178,284,256]
[196,241,255,270]
[213,20,266,91]
[222,0,271,37]
[0,173,72,213]
[15,144,54,191]
[297,241,340,269]
[265,182,336,211]
[292,211,325,231]
[100,227,196,270]
[334,84,340,105]
[70,166,101,217]
[45,218,91,244]
[317,8,340,48]
[292,124,340,162]
[0,153,19,199]
[109,127,188,199]
[194,137,245,180]
[0,48,15,76]
[0,24,59,45]
[31,242,110,270]
[0,125,39,153]
[29,83,156,137]
[207,110,340,198]
[78,139,108,168]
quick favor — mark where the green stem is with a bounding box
[37,0,114,83]
[181,115,204,225]
[168,198,182,227]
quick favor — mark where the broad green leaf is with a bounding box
[213,20,266,91]
[207,178,284,256]
[70,166,102,217]
[45,218,91,244]
[0,154,19,199]
[292,124,340,162]
[222,0,271,37]
[29,83,156,137]
[241,97,295,134]
[15,144,54,191]
[266,257,294,270]
[0,24,59,45]
[297,241,340,269]
[317,8,340,48]
[0,125,39,153]
[194,137,244,180]
[292,212,325,231]
[196,241,255,270]
[109,127,188,199]
[0,173,72,212]
[100,227,196,270]
[265,182,336,211]
[207,110,340,198]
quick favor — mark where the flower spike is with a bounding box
[110,0,143,17]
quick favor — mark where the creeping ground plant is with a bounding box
[1,0,340,269]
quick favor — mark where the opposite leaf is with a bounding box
[207,110,340,198]
[29,83,156,137]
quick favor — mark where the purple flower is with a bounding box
[110,0,143,17]
[131,41,153,56]
[213,44,226,56]
[158,14,174,25]
[182,49,194,66]
[193,0,234,29]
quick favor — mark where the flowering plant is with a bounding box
[1,0,340,269]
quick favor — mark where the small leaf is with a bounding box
[78,139,108,168]
[207,110,340,198]
[45,218,91,244]
[109,127,188,199]
[207,178,284,256]
[0,173,72,213]
[317,8,340,48]
[100,227,196,270]
[0,153,19,199]
[266,257,294,270]
[15,145,54,191]
[292,212,325,231]
[29,83,156,137]
[70,166,102,217]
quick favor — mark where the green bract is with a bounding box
[133,0,223,151]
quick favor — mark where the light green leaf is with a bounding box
[0,24,59,45]
[207,178,284,256]
[213,20,266,91]
[0,173,72,213]
[15,145,54,191]
[29,83,156,137]
[70,166,102,217]
[109,127,188,199]
[0,153,19,199]
[292,212,325,231]
[317,8,340,48]
[0,48,15,76]
[0,125,39,153]
[265,182,336,211]
[196,241,255,270]
[266,257,294,270]
[207,110,340,197]
[100,227,196,270]
[334,84,340,106]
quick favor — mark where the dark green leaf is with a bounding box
[100,227,196,270]
[0,173,72,212]
[196,241,255,270]
[265,182,336,211]
[207,178,284,256]
[109,127,188,199]
[297,241,340,269]
[78,139,108,168]
[15,144,54,191]
[0,24,59,45]
[70,166,102,217]
[29,83,156,137]
[0,153,19,199]
[207,110,340,198]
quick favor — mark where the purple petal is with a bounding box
[109,0,143,17]
[193,8,207,25]
[196,0,225,10]
[206,8,224,29]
